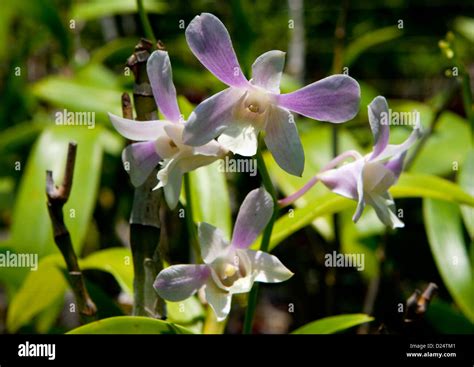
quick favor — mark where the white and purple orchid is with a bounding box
[154,188,293,321]
[280,96,422,229]
[108,50,228,209]
[182,13,361,177]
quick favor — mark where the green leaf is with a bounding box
[80,248,134,296]
[454,16,474,43]
[167,296,205,334]
[6,248,133,332]
[258,173,474,252]
[458,149,474,239]
[258,194,351,252]
[0,126,104,289]
[31,66,123,123]
[35,291,66,333]
[67,316,193,334]
[409,112,471,176]
[392,173,474,205]
[6,255,66,333]
[188,161,232,239]
[0,119,49,155]
[71,0,167,21]
[423,199,474,322]
[340,208,383,279]
[426,299,474,334]
[265,125,363,241]
[344,26,402,67]
[292,314,373,334]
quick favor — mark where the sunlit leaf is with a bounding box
[454,16,474,43]
[409,112,471,175]
[31,65,123,123]
[0,126,104,290]
[292,314,373,334]
[458,149,474,239]
[6,255,66,333]
[423,199,474,322]
[81,248,134,296]
[67,316,193,334]
[167,296,205,333]
[71,0,167,21]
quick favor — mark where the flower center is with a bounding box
[244,88,271,115]
[213,252,249,289]
[223,264,237,278]
[169,140,177,148]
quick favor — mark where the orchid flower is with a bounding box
[279,96,422,229]
[182,13,361,177]
[108,50,228,209]
[154,188,293,321]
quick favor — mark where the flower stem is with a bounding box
[136,0,156,44]
[183,172,202,263]
[243,145,278,334]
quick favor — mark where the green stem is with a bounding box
[243,146,278,334]
[183,173,202,262]
[136,0,156,44]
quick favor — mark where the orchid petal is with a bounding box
[186,13,248,88]
[384,151,407,181]
[161,163,183,209]
[178,154,223,175]
[153,264,210,302]
[264,106,304,176]
[277,75,360,123]
[183,88,245,146]
[245,250,293,283]
[193,139,228,157]
[217,122,258,156]
[367,192,404,229]
[251,50,285,93]
[376,126,422,162]
[352,166,366,223]
[147,50,181,122]
[122,141,161,187]
[198,223,230,264]
[363,161,397,194]
[368,96,390,159]
[318,159,364,200]
[204,279,232,321]
[108,113,169,141]
[231,188,273,249]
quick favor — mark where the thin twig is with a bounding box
[46,142,97,320]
